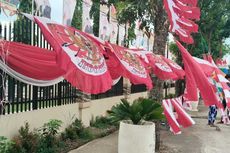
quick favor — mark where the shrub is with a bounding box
[108,98,164,125]
[37,119,63,153]
[90,116,113,129]
[0,136,15,153]
[61,119,93,141]
[12,122,39,153]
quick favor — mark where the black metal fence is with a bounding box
[131,84,147,93]
[0,16,125,115]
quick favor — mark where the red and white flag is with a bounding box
[162,97,195,134]
[105,42,153,89]
[176,41,221,108]
[162,99,181,134]
[161,56,185,79]
[27,15,113,94]
[163,0,200,44]
[63,0,77,26]
[146,53,178,80]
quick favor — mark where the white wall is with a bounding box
[0,92,148,139]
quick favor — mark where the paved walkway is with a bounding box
[69,132,118,153]
[69,104,230,153]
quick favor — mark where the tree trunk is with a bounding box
[149,2,169,103]
[149,2,169,152]
[207,31,212,54]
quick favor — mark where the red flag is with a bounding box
[176,41,221,107]
[161,56,185,79]
[183,62,198,101]
[162,99,181,134]
[163,0,200,44]
[33,15,113,94]
[105,42,153,89]
[193,57,215,76]
[146,54,178,80]
[171,99,195,128]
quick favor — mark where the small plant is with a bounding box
[0,136,15,153]
[90,116,113,129]
[12,122,39,153]
[39,119,63,137]
[37,119,63,153]
[108,98,164,125]
[61,118,93,141]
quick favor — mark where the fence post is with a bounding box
[0,69,3,115]
[32,86,38,110]
[58,82,62,105]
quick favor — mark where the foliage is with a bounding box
[71,0,83,30]
[0,136,15,153]
[90,116,114,129]
[13,0,35,44]
[39,119,63,137]
[12,122,39,153]
[188,0,230,58]
[37,119,63,153]
[61,119,93,141]
[90,0,100,37]
[108,98,164,125]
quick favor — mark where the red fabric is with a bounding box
[175,29,194,44]
[171,99,194,128]
[183,59,198,101]
[34,17,113,94]
[194,57,215,77]
[176,17,198,33]
[163,0,200,44]
[146,54,178,80]
[0,41,65,80]
[176,41,221,107]
[173,2,200,20]
[161,56,185,79]
[105,42,153,89]
[162,99,181,134]
[175,0,198,6]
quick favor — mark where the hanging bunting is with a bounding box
[163,0,200,44]
[28,15,113,94]
[105,42,153,89]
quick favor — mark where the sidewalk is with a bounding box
[69,132,118,153]
[69,104,230,153]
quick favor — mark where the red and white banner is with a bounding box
[161,56,185,79]
[203,54,230,107]
[163,99,181,134]
[176,41,221,108]
[162,97,195,134]
[32,15,113,94]
[146,53,178,80]
[105,43,153,89]
[163,0,200,44]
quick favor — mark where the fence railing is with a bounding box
[0,16,125,115]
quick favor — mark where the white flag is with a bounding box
[63,0,76,26]
[35,0,51,18]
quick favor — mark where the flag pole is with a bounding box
[31,0,34,45]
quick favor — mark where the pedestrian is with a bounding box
[208,105,220,131]
[208,105,218,126]
[225,74,230,119]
